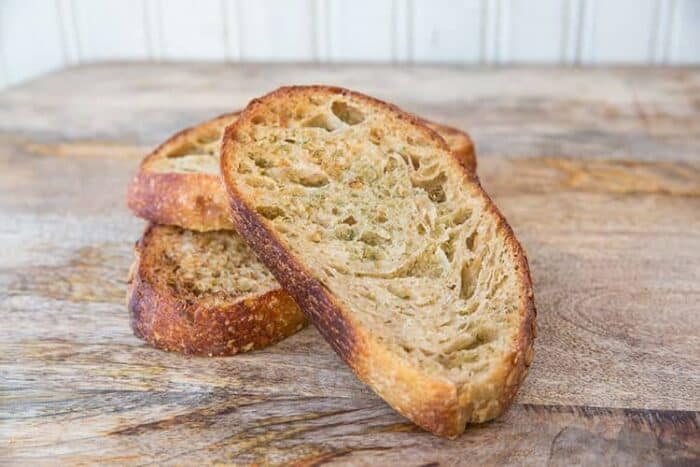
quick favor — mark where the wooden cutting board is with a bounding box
[1,65,698,465]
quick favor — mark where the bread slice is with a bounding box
[127,224,306,356]
[127,111,475,232]
[219,86,535,437]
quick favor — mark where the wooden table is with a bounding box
[1,64,698,465]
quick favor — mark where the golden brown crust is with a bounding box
[126,112,239,231]
[127,171,232,231]
[126,111,476,231]
[220,85,535,438]
[126,224,307,356]
[423,120,476,173]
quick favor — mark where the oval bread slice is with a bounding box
[127,112,475,231]
[220,86,535,437]
[127,224,306,356]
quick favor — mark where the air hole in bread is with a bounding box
[256,205,285,220]
[244,175,274,189]
[453,208,472,225]
[387,283,412,299]
[384,156,399,173]
[289,170,329,187]
[253,155,274,168]
[443,331,492,354]
[331,101,365,125]
[359,230,386,246]
[369,128,383,145]
[251,115,265,125]
[441,233,458,262]
[361,245,383,261]
[340,215,357,225]
[466,230,477,251]
[412,172,447,203]
[335,225,355,241]
[460,262,477,300]
[167,142,199,158]
[303,114,338,132]
[409,154,421,170]
[459,301,479,316]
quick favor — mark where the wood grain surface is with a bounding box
[1,64,698,466]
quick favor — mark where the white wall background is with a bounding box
[0,0,698,89]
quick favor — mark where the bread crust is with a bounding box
[126,112,476,232]
[127,224,307,356]
[220,86,535,437]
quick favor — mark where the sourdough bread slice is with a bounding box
[127,224,306,356]
[220,86,535,437]
[127,112,475,231]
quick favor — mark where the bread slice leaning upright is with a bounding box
[127,112,475,232]
[220,86,536,438]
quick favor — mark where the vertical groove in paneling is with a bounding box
[232,0,243,60]
[70,0,83,62]
[222,0,241,61]
[480,0,490,63]
[391,0,398,61]
[667,0,699,64]
[0,1,7,87]
[561,0,579,64]
[144,0,163,60]
[393,0,410,62]
[220,0,230,60]
[498,0,510,64]
[577,0,595,64]
[57,0,81,64]
[307,0,316,62]
[485,0,496,64]
[313,0,330,62]
[56,0,69,65]
[406,0,414,63]
[650,0,674,64]
[481,0,505,64]
[668,0,680,63]
[659,0,676,63]
[326,0,337,62]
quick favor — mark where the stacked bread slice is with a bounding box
[126,88,534,437]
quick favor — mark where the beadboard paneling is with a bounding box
[327,0,395,62]
[583,0,658,64]
[671,0,700,64]
[159,0,226,60]
[507,0,568,63]
[412,0,484,63]
[1,0,64,86]
[72,0,149,61]
[237,0,315,61]
[1,0,699,89]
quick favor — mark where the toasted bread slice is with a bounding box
[127,224,306,356]
[220,86,535,437]
[127,112,475,231]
